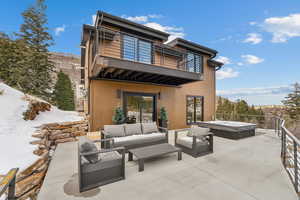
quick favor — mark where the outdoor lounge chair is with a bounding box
[175,127,213,158]
[78,136,125,192]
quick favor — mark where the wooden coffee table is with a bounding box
[128,143,182,172]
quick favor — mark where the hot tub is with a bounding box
[197,121,256,140]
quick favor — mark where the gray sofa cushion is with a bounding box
[177,136,209,149]
[104,124,125,137]
[79,137,99,164]
[187,127,210,138]
[124,123,142,136]
[113,133,165,147]
[142,122,158,134]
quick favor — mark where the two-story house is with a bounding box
[81,11,223,131]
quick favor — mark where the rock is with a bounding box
[33,149,48,156]
[60,120,88,126]
[30,139,45,146]
[55,138,76,144]
[16,170,46,198]
[48,130,63,136]
[72,131,86,137]
[49,133,71,140]
[32,131,46,139]
[61,127,77,133]
[17,158,48,181]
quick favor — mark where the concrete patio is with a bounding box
[38,129,298,200]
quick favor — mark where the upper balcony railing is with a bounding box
[92,26,202,74]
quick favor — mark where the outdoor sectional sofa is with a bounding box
[101,122,168,151]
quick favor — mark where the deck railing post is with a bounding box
[7,174,16,200]
[281,125,284,158]
[294,140,299,193]
[283,128,286,167]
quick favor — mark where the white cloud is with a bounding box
[92,14,97,25]
[249,21,257,26]
[144,22,185,42]
[216,68,239,80]
[262,13,300,43]
[122,14,184,42]
[126,16,148,23]
[123,14,162,23]
[243,33,263,44]
[237,62,244,66]
[54,25,66,36]
[241,54,264,64]
[215,56,231,65]
[217,85,293,105]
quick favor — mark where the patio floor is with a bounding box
[38,129,298,200]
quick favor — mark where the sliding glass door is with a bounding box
[186,96,204,124]
[123,92,156,123]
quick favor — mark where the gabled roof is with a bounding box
[95,11,170,41]
[166,38,218,56]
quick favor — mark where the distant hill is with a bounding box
[49,52,83,111]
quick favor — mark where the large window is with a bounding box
[122,35,152,64]
[186,52,203,73]
[186,96,204,124]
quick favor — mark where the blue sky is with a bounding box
[1,0,299,105]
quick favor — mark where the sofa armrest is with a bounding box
[158,126,168,133]
[100,130,115,149]
[93,137,115,148]
[101,130,112,138]
[80,146,125,157]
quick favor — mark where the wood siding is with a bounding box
[89,55,215,131]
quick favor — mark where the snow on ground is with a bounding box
[0,83,83,175]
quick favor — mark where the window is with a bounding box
[122,35,152,64]
[186,96,204,124]
[186,52,203,73]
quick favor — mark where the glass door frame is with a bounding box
[123,91,157,123]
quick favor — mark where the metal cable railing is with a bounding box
[278,117,300,194]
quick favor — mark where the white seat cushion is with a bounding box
[177,136,208,149]
[114,132,165,147]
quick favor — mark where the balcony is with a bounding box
[88,26,208,86]
[91,55,203,86]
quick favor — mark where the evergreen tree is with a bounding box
[0,34,32,91]
[16,0,54,99]
[112,107,125,124]
[282,82,300,120]
[52,71,75,111]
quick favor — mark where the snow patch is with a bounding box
[0,83,83,175]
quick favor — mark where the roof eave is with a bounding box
[167,38,218,56]
[96,11,170,41]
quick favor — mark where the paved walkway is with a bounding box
[38,130,298,200]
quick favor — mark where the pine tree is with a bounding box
[16,0,54,99]
[282,82,300,120]
[52,71,75,111]
[0,34,32,91]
